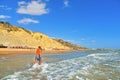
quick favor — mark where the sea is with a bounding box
[0,49,120,80]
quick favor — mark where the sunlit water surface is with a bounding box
[0,49,120,80]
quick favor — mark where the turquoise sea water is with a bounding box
[0,49,120,80]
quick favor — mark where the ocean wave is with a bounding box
[1,56,94,80]
[1,52,120,80]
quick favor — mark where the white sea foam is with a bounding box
[1,52,120,80]
[87,52,119,61]
[0,57,8,60]
[2,56,94,80]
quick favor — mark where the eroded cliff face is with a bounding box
[0,22,70,49]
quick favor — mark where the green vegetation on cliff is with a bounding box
[0,22,31,34]
[54,39,87,50]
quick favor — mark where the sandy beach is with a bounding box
[0,48,73,55]
[0,48,36,52]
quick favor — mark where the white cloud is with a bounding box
[17,18,39,24]
[0,5,12,10]
[91,40,96,43]
[0,15,11,19]
[64,0,70,7]
[17,0,49,15]
[81,38,85,41]
[18,1,26,6]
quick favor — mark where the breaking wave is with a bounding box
[1,51,120,80]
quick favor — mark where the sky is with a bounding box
[0,0,120,48]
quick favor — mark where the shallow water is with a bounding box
[0,53,35,78]
[0,49,120,80]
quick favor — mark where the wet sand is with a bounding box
[0,52,35,78]
[0,50,74,78]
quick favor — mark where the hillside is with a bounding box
[54,39,87,50]
[0,21,86,50]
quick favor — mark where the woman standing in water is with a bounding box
[35,46,42,65]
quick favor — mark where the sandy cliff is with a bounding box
[0,22,86,50]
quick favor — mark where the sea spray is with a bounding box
[1,49,120,80]
[1,57,94,80]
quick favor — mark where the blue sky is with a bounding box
[0,0,120,48]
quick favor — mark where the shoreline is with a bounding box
[0,48,75,55]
